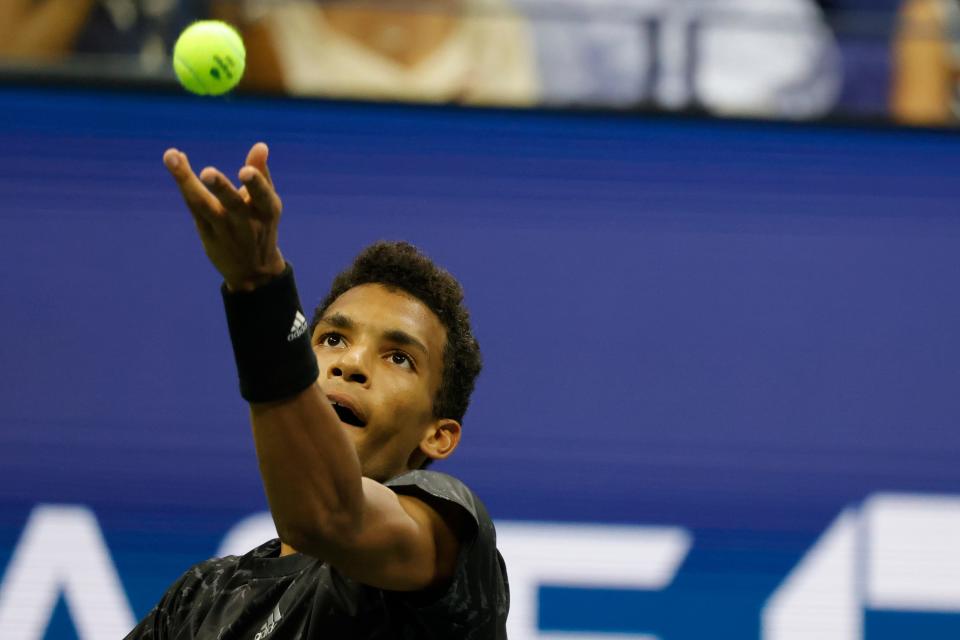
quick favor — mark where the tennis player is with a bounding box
[125,142,508,639]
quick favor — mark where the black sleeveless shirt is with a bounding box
[125,471,509,639]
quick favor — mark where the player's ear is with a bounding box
[419,419,461,462]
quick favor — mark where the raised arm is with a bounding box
[248,379,460,590]
[162,144,461,590]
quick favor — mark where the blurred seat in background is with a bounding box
[514,0,842,118]
[216,0,539,106]
[892,0,960,125]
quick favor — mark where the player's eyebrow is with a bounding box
[319,312,429,357]
[319,312,355,330]
[383,329,429,357]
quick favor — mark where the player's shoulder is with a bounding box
[385,469,499,556]
[385,469,476,498]
[386,470,487,521]
[384,471,508,632]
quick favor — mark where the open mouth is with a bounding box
[331,401,366,428]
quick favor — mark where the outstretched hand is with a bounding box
[163,142,286,291]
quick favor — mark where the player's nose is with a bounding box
[327,347,370,386]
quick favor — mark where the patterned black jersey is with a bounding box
[125,471,509,639]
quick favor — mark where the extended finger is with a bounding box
[162,148,221,223]
[245,142,273,187]
[199,166,246,213]
[238,165,281,219]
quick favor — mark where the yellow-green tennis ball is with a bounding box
[173,20,246,96]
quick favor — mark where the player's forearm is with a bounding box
[220,261,364,550]
[250,381,367,552]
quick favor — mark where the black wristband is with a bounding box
[221,262,319,403]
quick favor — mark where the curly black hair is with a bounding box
[309,241,482,425]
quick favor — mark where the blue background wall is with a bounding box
[1,86,959,638]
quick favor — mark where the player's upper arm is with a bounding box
[284,477,468,591]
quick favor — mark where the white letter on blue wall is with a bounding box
[0,505,135,640]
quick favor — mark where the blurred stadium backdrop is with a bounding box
[2,1,960,639]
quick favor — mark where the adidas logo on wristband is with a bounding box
[287,311,308,342]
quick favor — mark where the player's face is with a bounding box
[311,284,451,480]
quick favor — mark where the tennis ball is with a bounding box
[173,20,246,96]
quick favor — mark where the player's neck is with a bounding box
[279,541,299,557]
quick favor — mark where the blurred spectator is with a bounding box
[517,0,842,118]
[221,0,840,116]
[72,0,210,75]
[0,1,97,60]
[0,0,843,119]
[892,0,960,124]
[219,0,539,106]
[0,0,208,78]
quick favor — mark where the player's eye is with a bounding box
[319,332,346,348]
[389,352,414,370]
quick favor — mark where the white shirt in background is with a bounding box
[244,0,539,106]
